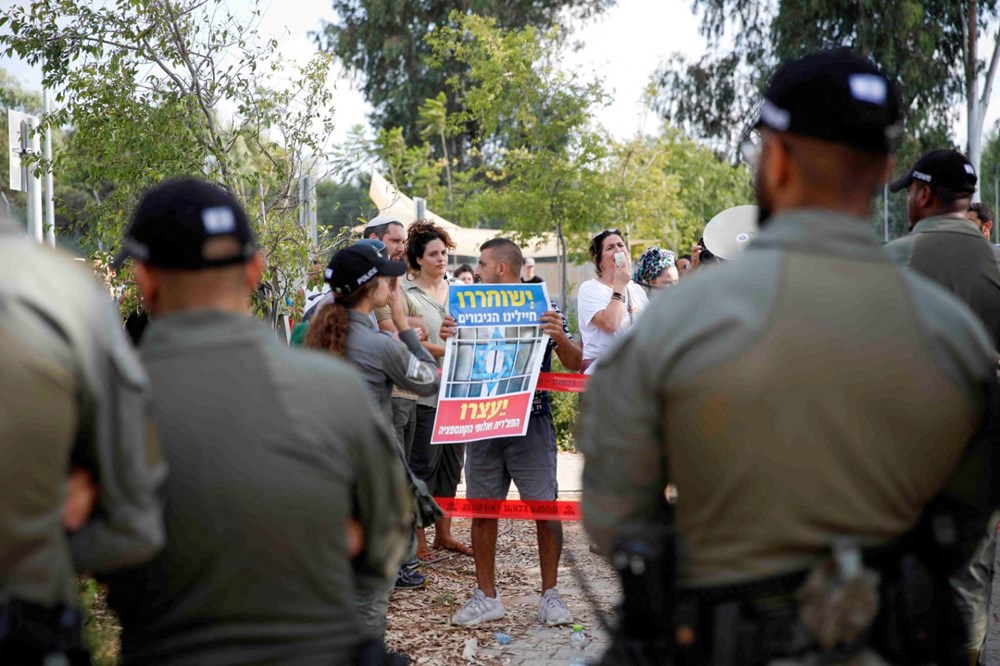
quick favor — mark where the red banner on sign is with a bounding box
[435,497,581,521]
[433,393,533,443]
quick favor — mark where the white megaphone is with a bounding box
[702,205,759,260]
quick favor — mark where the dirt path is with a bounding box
[386,518,620,664]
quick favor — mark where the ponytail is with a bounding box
[304,301,351,357]
[303,280,378,357]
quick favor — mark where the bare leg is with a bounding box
[433,516,473,555]
[537,519,562,592]
[415,526,432,559]
[472,518,499,597]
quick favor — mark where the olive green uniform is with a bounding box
[580,210,995,588]
[0,217,164,611]
[884,214,1000,350]
[885,214,1000,654]
[105,311,410,665]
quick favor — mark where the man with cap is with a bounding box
[439,238,581,628]
[885,149,1000,349]
[0,217,164,664]
[885,154,1000,658]
[521,256,543,283]
[104,177,411,664]
[579,50,997,664]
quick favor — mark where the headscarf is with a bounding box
[633,247,676,287]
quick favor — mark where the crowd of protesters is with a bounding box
[9,46,1000,666]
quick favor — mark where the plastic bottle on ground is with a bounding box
[569,624,588,665]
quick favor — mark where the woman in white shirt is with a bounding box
[577,228,646,373]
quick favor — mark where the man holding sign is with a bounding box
[440,238,582,627]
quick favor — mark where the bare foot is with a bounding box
[433,538,473,556]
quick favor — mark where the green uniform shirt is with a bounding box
[579,210,996,588]
[884,214,1000,351]
[0,218,164,608]
[106,310,410,665]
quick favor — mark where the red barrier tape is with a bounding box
[435,497,581,521]
[535,372,588,393]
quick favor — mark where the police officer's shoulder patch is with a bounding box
[406,356,436,384]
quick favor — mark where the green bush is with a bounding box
[550,388,580,452]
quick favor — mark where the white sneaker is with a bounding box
[452,588,506,626]
[539,587,573,626]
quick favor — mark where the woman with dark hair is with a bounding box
[633,246,678,296]
[305,242,441,644]
[577,228,646,374]
[403,221,472,558]
[453,263,475,285]
[305,242,440,418]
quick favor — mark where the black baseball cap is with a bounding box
[325,243,406,297]
[888,149,978,194]
[112,178,257,269]
[755,49,903,155]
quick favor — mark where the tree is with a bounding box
[1,0,343,323]
[963,0,1000,196]
[607,129,754,255]
[316,0,612,164]
[426,12,611,308]
[653,0,997,175]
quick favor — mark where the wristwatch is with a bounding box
[611,291,625,303]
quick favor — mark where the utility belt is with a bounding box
[669,569,862,666]
[603,516,969,666]
[0,597,90,665]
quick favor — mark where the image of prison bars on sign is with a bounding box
[432,283,550,444]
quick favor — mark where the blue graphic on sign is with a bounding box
[470,328,517,394]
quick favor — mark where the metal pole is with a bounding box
[414,197,426,220]
[43,86,55,247]
[883,182,889,242]
[24,119,42,243]
[307,175,316,245]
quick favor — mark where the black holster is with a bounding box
[599,518,676,666]
[0,598,90,666]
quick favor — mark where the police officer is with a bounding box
[0,216,164,664]
[579,50,997,664]
[885,149,1000,350]
[104,178,411,664]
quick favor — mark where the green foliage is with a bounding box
[316,0,612,158]
[316,178,376,229]
[653,0,997,158]
[607,128,754,254]
[1,0,341,323]
[550,386,579,452]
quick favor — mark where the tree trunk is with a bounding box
[556,219,568,314]
[965,0,1000,202]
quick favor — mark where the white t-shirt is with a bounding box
[577,278,646,369]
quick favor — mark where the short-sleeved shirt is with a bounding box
[531,302,573,417]
[577,278,646,365]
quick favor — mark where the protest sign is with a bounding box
[431,282,549,444]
